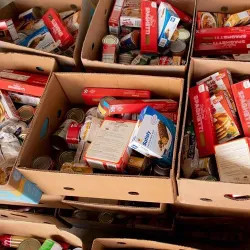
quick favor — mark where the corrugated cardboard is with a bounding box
[16,73,184,204]
[0,0,98,67]
[81,0,196,77]
[177,58,250,211]
[91,238,196,250]
[0,219,82,247]
[0,52,57,204]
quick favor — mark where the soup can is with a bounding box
[102,35,119,63]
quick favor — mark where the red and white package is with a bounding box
[42,8,74,50]
[82,87,151,105]
[189,84,217,157]
[66,122,82,147]
[141,0,158,54]
[0,90,20,122]
[84,118,136,172]
[232,80,250,137]
[109,0,125,35]
[63,11,81,39]
[105,99,178,115]
[0,19,20,44]
[0,70,48,86]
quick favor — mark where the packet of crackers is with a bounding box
[189,84,217,157]
[232,79,250,137]
[224,9,250,27]
[197,12,230,29]
[210,91,241,144]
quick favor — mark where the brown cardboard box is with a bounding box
[81,0,196,77]
[0,0,98,68]
[177,58,250,211]
[0,219,82,247]
[16,73,184,204]
[0,52,57,204]
[91,238,196,250]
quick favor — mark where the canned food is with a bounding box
[66,122,82,149]
[18,7,44,21]
[119,53,133,65]
[153,163,171,176]
[61,162,93,174]
[97,97,116,117]
[131,54,149,65]
[170,40,187,56]
[196,175,218,181]
[177,28,190,43]
[73,210,88,219]
[98,212,114,224]
[51,119,76,151]
[18,105,35,123]
[17,238,41,250]
[39,239,62,250]
[120,30,140,51]
[57,151,76,169]
[32,156,55,170]
[102,35,119,63]
[65,108,85,123]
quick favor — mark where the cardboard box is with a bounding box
[0,0,97,67]
[81,0,195,77]
[177,57,250,211]
[16,73,184,203]
[0,52,57,204]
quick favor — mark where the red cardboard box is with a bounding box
[82,88,151,105]
[105,99,178,115]
[189,84,217,157]
[141,0,158,54]
[0,70,48,86]
[232,80,250,137]
[161,111,178,123]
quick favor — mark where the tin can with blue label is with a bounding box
[120,30,140,51]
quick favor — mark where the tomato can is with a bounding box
[66,122,82,149]
[102,35,119,63]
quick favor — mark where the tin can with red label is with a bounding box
[66,122,82,149]
[42,8,74,50]
[120,30,140,51]
[102,35,119,63]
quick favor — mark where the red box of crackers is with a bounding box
[189,83,217,157]
[141,0,158,54]
[232,80,250,137]
[82,87,151,105]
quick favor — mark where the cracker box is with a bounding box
[84,118,136,172]
[109,0,125,35]
[0,19,20,44]
[215,138,250,184]
[82,87,151,105]
[189,84,217,157]
[211,91,241,144]
[232,80,250,137]
[141,0,158,54]
[0,70,48,86]
[105,99,178,115]
[64,11,81,40]
[197,12,230,29]
[129,106,176,165]
[158,2,180,48]
[224,9,250,27]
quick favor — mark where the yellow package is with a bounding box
[224,9,250,27]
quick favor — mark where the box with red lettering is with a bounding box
[189,83,217,157]
[232,80,250,137]
[141,0,158,54]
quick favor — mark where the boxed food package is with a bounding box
[0,19,20,44]
[197,12,230,29]
[109,0,125,35]
[224,9,250,27]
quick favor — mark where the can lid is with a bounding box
[32,156,53,170]
[170,40,186,53]
[58,151,76,167]
[18,105,35,122]
[98,212,114,224]
[17,238,41,250]
[66,108,85,123]
[177,28,190,41]
[153,164,170,176]
[102,35,119,45]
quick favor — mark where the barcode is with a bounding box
[158,38,167,48]
[109,26,118,35]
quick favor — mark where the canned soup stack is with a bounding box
[32,87,179,177]
[102,0,192,66]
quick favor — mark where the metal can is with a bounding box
[17,238,41,250]
[51,119,76,151]
[17,105,35,123]
[56,151,76,169]
[170,40,187,56]
[18,7,44,21]
[39,239,62,250]
[102,35,119,63]
[65,108,85,123]
[153,163,171,176]
[119,53,133,65]
[32,156,55,170]
[61,162,93,174]
[177,28,191,43]
[86,107,98,117]
[98,212,114,224]
[120,30,140,51]
[66,122,82,149]
[196,175,218,181]
[97,96,116,117]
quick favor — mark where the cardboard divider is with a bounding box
[177,57,250,211]
[81,0,196,77]
[0,0,97,67]
[0,219,82,247]
[16,72,184,203]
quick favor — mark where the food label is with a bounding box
[102,44,117,63]
[197,12,230,29]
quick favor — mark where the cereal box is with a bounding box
[197,12,230,29]
[215,138,250,184]
[84,118,136,172]
[189,84,217,157]
[158,2,180,48]
[211,91,241,144]
[141,0,158,54]
[109,0,125,35]
[224,9,250,27]
[232,80,250,137]
[129,106,176,165]
[0,19,20,44]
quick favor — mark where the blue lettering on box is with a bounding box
[143,131,151,146]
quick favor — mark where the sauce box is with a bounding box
[189,84,217,157]
[141,0,158,54]
[215,138,250,184]
[109,0,125,35]
[197,12,229,29]
[105,99,178,115]
[84,118,136,172]
[232,80,250,137]
[129,106,176,166]
[0,19,20,44]
[82,87,151,105]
